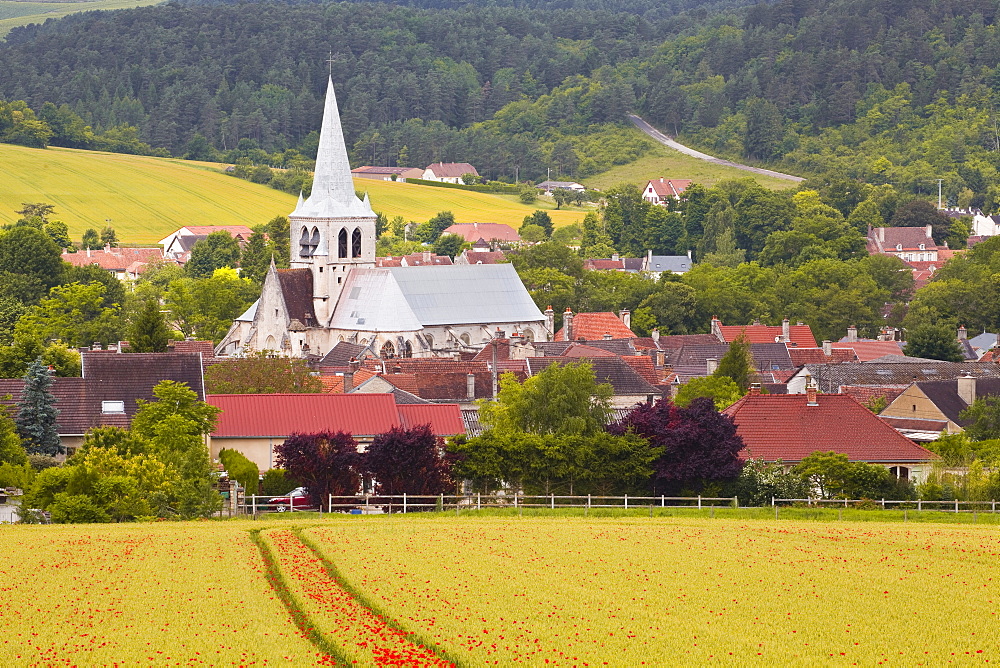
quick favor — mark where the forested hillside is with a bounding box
[3,0,1000,203]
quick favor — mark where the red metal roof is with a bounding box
[717,324,817,348]
[397,404,465,435]
[723,393,937,464]
[208,394,401,437]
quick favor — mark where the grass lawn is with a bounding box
[1,514,997,664]
[586,134,799,192]
[0,0,163,37]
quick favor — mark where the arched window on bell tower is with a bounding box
[309,227,320,255]
[338,228,348,258]
[299,227,312,257]
[352,228,362,258]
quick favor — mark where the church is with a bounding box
[216,77,547,359]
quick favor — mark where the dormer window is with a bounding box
[102,400,125,414]
[896,244,902,251]
[919,243,925,250]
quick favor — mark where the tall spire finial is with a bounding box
[327,50,334,78]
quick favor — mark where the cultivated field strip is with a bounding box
[259,527,454,667]
[0,523,325,665]
[304,517,1000,665]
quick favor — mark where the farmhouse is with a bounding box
[442,222,520,244]
[866,225,939,262]
[206,393,464,470]
[642,178,692,205]
[879,375,1000,438]
[723,385,937,482]
[160,225,254,261]
[215,78,546,359]
[62,246,164,280]
[351,165,423,181]
[422,162,479,184]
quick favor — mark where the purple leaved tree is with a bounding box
[274,431,363,503]
[365,424,453,496]
[610,397,745,495]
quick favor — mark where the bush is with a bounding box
[260,468,298,496]
[28,454,59,471]
[48,492,111,523]
[218,449,260,495]
[0,461,34,490]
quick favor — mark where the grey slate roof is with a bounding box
[800,362,1000,393]
[646,255,692,273]
[672,343,793,372]
[916,378,1000,426]
[532,339,637,357]
[525,357,661,396]
[317,341,366,367]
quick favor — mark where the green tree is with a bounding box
[433,233,465,259]
[519,187,537,205]
[186,231,242,278]
[0,401,28,466]
[15,359,62,456]
[17,281,122,348]
[673,376,742,410]
[902,323,963,362]
[81,228,100,250]
[743,98,783,161]
[127,299,170,353]
[519,224,547,243]
[636,283,697,335]
[44,221,72,249]
[714,335,756,393]
[264,216,290,267]
[239,231,271,284]
[793,451,894,499]
[420,211,457,243]
[0,226,64,291]
[218,448,260,494]
[889,200,951,244]
[100,226,118,248]
[15,203,55,226]
[960,397,1000,442]
[521,210,553,237]
[204,353,322,393]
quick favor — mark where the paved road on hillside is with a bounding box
[627,114,805,183]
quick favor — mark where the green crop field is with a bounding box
[586,133,799,192]
[1,515,998,665]
[0,144,587,244]
[0,0,162,37]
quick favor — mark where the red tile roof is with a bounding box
[443,223,520,243]
[396,404,465,435]
[561,343,618,358]
[425,162,478,178]
[646,178,692,198]
[723,393,937,464]
[620,356,660,385]
[867,226,937,253]
[460,251,506,265]
[554,312,636,341]
[717,324,817,348]
[833,341,904,361]
[787,347,859,365]
[838,385,907,406]
[182,225,254,238]
[62,247,163,271]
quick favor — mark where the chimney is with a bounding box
[86,246,91,258]
[805,376,818,406]
[620,309,631,329]
[958,374,976,406]
[847,325,858,342]
[958,325,968,340]
[878,227,885,243]
[563,308,574,342]
[711,316,723,341]
[466,373,476,401]
[655,350,665,367]
[92,341,102,351]
[706,358,719,375]
[349,357,361,372]
[782,317,790,342]
[343,371,353,392]
[611,253,619,261]
[753,318,762,326]
[749,383,761,395]
[544,305,555,339]
[652,327,660,343]
[822,340,832,356]
[925,224,933,239]
[393,363,402,374]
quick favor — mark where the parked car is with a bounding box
[270,487,314,511]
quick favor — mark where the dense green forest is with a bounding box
[4,0,1000,201]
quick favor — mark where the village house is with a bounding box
[159,225,255,262]
[641,178,692,205]
[453,248,507,265]
[786,360,1000,395]
[866,225,939,262]
[206,393,464,471]
[376,252,452,267]
[442,222,520,245]
[62,245,165,280]
[724,385,938,482]
[711,317,818,348]
[554,310,636,341]
[0,351,206,453]
[350,165,423,181]
[878,375,1000,440]
[535,180,586,193]
[422,162,479,184]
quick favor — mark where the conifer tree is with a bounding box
[15,358,62,456]
[127,299,170,353]
[714,334,756,393]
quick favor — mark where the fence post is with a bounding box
[513,492,518,509]
[918,498,921,512]
[624,494,628,510]
[252,495,257,516]
[289,496,293,513]
[956,499,959,513]
[733,496,738,509]
[403,493,407,514]
[771,496,775,507]
[881,498,885,509]
[328,494,332,513]
[477,493,481,511]
[587,494,591,509]
[551,494,555,510]
[698,495,702,509]
[661,494,665,507]
[774,504,779,520]
[993,500,996,513]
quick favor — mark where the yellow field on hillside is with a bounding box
[0,143,586,244]
[586,134,799,192]
[0,0,163,37]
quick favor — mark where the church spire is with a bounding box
[310,76,356,208]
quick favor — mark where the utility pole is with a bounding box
[935,178,944,209]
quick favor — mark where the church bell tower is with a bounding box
[288,76,377,325]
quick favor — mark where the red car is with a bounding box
[270,487,314,511]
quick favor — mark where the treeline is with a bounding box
[0,2,672,179]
